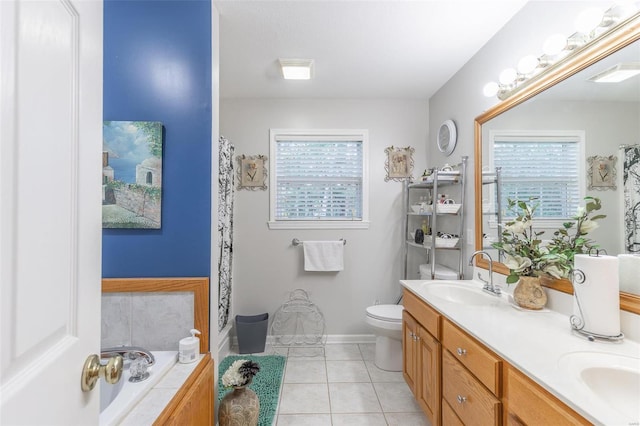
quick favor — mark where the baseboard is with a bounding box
[217,323,232,360]
[227,333,376,349]
[325,334,376,344]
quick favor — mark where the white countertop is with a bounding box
[400,279,640,426]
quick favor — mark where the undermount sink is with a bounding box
[420,281,503,306]
[558,351,640,420]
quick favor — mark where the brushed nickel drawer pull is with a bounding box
[457,395,467,404]
[456,347,467,356]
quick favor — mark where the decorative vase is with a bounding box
[218,382,260,426]
[513,276,547,310]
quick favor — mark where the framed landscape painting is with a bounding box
[102,121,163,229]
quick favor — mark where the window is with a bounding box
[490,131,585,222]
[268,129,369,229]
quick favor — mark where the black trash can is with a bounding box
[235,313,269,354]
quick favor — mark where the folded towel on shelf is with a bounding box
[303,241,344,272]
[619,254,640,294]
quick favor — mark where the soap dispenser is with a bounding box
[179,329,201,364]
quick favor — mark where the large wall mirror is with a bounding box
[474,13,640,314]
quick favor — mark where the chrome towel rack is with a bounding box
[292,238,346,246]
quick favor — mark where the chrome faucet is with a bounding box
[101,346,155,366]
[469,250,501,296]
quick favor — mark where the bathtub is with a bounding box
[99,351,178,426]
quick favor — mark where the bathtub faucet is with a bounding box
[101,346,155,366]
[469,250,501,296]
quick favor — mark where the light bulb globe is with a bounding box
[543,34,567,56]
[517,55,539,75]
[499,68,517,85]
[575,7,604,34]
[483,82,499,97]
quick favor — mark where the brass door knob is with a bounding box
[81,354,123,392]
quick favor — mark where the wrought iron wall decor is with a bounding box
[384,146,414,182]
[236,154,268,190]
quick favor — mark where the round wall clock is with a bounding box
[437,119,457,156]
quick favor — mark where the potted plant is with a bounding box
[492,196,605,310]
[491,198,547,309]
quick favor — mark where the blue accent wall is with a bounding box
[103,0,212,277]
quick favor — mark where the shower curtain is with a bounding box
[218,135,235,331]
[622,145,640,253]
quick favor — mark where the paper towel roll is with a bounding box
[573,254,620,337]
[619,254,640,294]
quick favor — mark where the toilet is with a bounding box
[365,304,404,371]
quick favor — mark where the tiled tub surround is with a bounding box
[101,277,209,354]
[102,291,194,350]
[400,279,640,425]
[118,354,205,425]
[100,278,213,423]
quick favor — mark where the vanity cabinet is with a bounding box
[402,288,590,426]
[441,319,502,425]
[403,290,442,425]
[155,354,214,425]
[505,365,590,426]
[403,156,467,280]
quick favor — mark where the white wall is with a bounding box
[221,99,428,336]
[428,0,614,276]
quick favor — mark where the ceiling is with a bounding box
[214,1,529,100]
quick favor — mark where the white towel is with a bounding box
[619,254,640,294]
[303,241,344,272]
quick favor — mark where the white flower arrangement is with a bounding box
[221,359,260,388]
[492,196,605,283]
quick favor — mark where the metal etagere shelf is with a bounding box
[402,156,467,280]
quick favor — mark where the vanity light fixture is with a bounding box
[279,58,314,80]
[483,3,640,100]
[589,62,640,83]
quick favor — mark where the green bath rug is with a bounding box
[217,355,286,426]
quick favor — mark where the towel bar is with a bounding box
[292,238,346,246]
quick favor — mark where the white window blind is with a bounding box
[269,130,369,229]
[493,133,583,219]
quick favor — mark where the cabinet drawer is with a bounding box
[403,289,440,338]
[442,319,501,395]
[442,350,501,426]
[442,397,464,426]
[506,365,589,425]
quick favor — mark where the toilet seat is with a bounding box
[366,304,403,322]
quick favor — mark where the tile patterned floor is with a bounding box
[230,343,430,426]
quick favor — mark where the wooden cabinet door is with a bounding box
[418,325,441,425]
[403,310,419,394]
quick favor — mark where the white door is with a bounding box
[1,0,103,424]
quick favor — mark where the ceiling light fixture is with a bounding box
[589,62,640,82]
[279,58,314,80]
